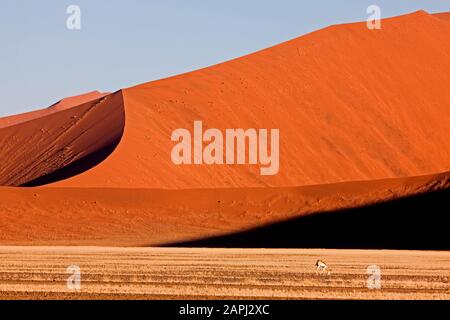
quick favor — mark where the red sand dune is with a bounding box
[0,11,450,246]
[53,10,450,189]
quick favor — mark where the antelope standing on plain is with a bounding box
[315,259,331,276]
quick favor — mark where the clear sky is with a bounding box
[1,0,450,117]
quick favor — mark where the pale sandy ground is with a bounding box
[0,247,449,300]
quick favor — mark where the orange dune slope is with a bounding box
[0,171,448,246]
[50,10,450,189]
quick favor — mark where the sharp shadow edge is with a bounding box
[22,136,122,187]
[162,187,450,250]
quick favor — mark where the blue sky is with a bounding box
[1,0,450,117]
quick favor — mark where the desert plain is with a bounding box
[0,247,449,300]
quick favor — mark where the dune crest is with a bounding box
[0,91,108,129]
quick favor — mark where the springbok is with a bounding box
[315,259,331,276]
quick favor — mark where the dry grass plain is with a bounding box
[0,247,449,300]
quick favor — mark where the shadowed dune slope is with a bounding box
[170,178,450,250]
[0,171,449,247]
[50,10,450,189]
[0,92,124,186]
